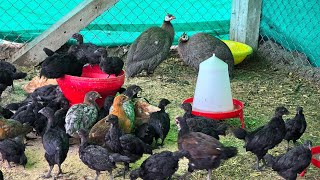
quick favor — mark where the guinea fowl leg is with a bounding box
[108,170,114,180]
[123,162,130,179]
[287,140,290,151]
[44,165,54,178]
[95,171,100,180]
[253,156,261,171]
[207,169,212,180]
[57,164,63,175]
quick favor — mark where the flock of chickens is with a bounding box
[0,13,314,180]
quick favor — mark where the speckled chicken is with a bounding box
[264,140,312,180]
[77,129,130,180]
[39,107,69,178]
[178,32,234,76]
[176,116,237,180]
[68,33,102,65]
[284,106,307,151]
[0,116,32,140]
[65,91,101,137]
[0,137,27,168]
[94,48,124,77]
[130,150,187,180]
[233,106,290,170]
[126,14,175,77]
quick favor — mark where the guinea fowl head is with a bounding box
[296,106,303,115]
[180,102,192,113]
[94,48,107,57]
[84,91,102,105]
[164,13,175,22]
[71,33,84,44]
[178,32,189,43]
[274,106,290,117]
[303,140,312,150]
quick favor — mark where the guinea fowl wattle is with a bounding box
[126,14,175,77]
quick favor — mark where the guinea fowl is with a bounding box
[284,106,307,151]
[0,60,27,97]
[105,115,153,177]
[77,129,130,180]
[0,137,27,168]
[39,47,85,79]
[178,32,234,77]
[126,14,175,77]
[65,91,102,137]
[149,98,171,145]
[0,116,33,140]
[130,150,188,180]
[94,48,124,77]
[39,107,69,178]
[176,116,237,180]
[180,103,228,140]
[233,106,290,170]
[68,33,102,66]
[264,140,312,180]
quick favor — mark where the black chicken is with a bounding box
[284,106,307,151]
[0,137,27,168]
[176,117,237,180]
[77,129,130,180]
[0,105,14,119]
[134,123,156,145]
[94,48,124,77]
[39,47,85,79]
[39,107,69,178]
[105,115,153,177]
[130,150,188,180]
[149,98,171,145]
[264,140,312,180]
[97,96,114,120]
[0,60,27,97]
[68,33,102,65]
[233,106,290,170]
[126,14,175,77]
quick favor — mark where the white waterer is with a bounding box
[192,54,233,112]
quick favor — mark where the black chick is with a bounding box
[78,129,130,180]
[264,140,312,180]
[40,47,85,78]
[123,85,142,100]
[134,123,156,145]
[68,33,102,65]
[130,150,188,180]
[0,137,27,168]
[149,98,171,145]
[94,48,124,77]
[97,95,114,120]
[126,14,175,77]
[176,117,237,180]
[233,106,290,170]
[39,107,69,178]
[105,115,153,177]
[0,105,14,119]
[284,106,307,151]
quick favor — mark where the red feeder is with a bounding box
[57,65,125,108]
[300,146,320,177]
[183,97,245,128]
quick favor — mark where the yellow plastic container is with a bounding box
[222,40,253,65]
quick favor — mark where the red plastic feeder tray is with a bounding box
[183,97,245,128]
[300,146,320,177]
[57,65,125,108]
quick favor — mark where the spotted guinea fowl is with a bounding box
[39,47,85,79]
[264,140,312,180]
[284,106,307,151]
[180,103,227,140]
[0,115,33,140]
[0,137,27,168]
[39,107,69,178]
[178,32,234,77]
[126,14,175,77]
[65,91,101,137]
[77,129,130,180]
[233,106,289,170]
[105,115,153,177]
[149,98,171,146]
[130,150,188,180]
[0,60,27,97]
[68,33,102,66]
[94,48,124,77]
[176,116,237,180]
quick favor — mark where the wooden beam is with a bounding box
[9,0,119,66]
[229,0,262,50]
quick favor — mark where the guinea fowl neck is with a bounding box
[162,21,175,43]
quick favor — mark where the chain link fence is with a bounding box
[259,0,320,67]
[0,0,232,59]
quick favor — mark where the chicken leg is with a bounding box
[207,169,212,180]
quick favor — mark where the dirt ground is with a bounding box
[1,44,320,179]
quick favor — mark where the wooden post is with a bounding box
[9,0,119,66]
[229,0,262,50]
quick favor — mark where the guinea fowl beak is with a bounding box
[171,16,176,20]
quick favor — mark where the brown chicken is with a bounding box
[110,94,131,133]
[23,76,57,94]
[89,115,111,145]
[0,116,33,140]
[134,98,161,127]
